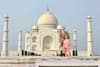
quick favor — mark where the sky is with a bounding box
[0,0,100,56]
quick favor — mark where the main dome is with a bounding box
[37,9,58,29]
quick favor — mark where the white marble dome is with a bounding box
[32,25,38,32]
[87,16,92,19]
[37,9,58,29]
[32,25,37,30]
[57,25,65,30]
[57,26,62,30]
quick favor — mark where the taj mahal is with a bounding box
[25,9,60,56]
[0,9,100,67]
[1,9,93,56]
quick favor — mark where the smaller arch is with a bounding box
[32,36,37,43]
[32,45,36,51]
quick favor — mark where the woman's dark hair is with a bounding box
[65,32,70,39]
[64,35,70,39]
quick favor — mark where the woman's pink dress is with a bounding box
[63,39,70,49]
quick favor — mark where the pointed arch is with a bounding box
[43,36,52,51]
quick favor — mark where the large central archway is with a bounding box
[43,36,53,51]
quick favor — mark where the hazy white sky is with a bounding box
[0,0,100,55]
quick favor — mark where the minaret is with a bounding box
[73,29,77,56]
[18,31,22,56]
[87,16,93,56]
[1,16,9,56]
[25,32,31,51]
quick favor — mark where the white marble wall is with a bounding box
[0,56,100,67]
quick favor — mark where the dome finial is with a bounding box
[46,7,49,11]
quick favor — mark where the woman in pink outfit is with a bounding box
[62,35,71,56]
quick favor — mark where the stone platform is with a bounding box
[0,56,100,67]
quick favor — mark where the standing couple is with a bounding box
[59,26,71,56]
